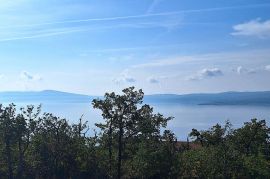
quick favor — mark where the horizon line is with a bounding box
[1,89,270,96]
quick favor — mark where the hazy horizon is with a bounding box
[1,89,270,96]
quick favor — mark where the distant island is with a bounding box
[145,91,270,106]
[1,90,270,106]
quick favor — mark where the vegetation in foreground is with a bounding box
[0,87,269,179]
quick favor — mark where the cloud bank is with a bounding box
[187,68,223,81]
[232,18,270,38]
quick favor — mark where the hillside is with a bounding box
[1,90,270,106]
[0,90,94,103]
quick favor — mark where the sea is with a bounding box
[2,102,270,140]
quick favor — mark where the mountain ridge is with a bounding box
[0,90,270,106]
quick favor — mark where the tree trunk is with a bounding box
[5,138,13,179]
[117,119,123,179]
[17,138,24,178]
[108,120,113,178]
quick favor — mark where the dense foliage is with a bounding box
[0,87,269,178]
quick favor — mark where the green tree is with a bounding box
[93,87,174,178]
[0,104,16,179]
[15,105,41,178]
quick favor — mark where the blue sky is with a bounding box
[0,0,270,95]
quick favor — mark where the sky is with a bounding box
[0,0,270,95]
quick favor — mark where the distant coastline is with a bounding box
[1,90,270,106]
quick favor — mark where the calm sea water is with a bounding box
[4,102,270,140]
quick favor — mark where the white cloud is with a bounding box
[113,69,136,84]
[113,77,136,84]
[236,66,256,74]
[237,66,244,74]
[236,66,247,74]
[20,71,42,81]
[147,77,159,84]
[200,68,223,77]
[232,18,270,38]
[265,65,270,71]
[187,68,223,81]
[125,77,136,83]
[0,74,4,79]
